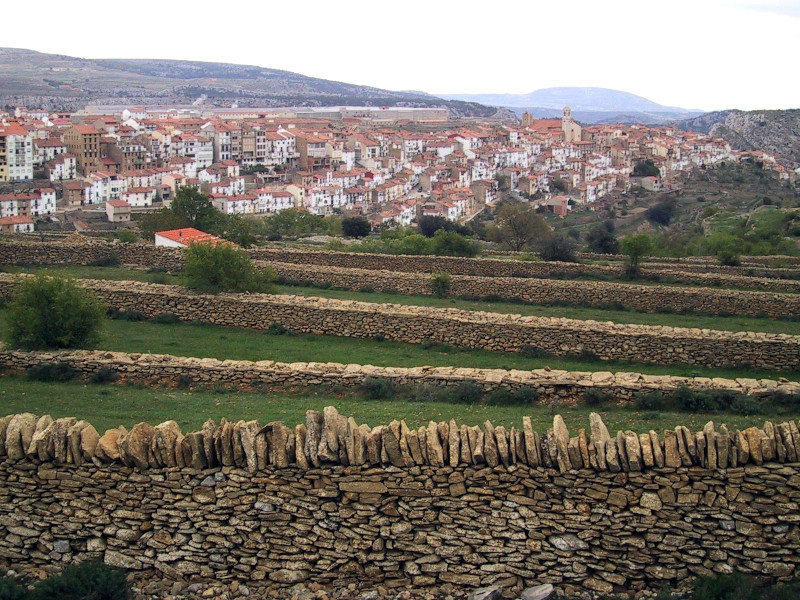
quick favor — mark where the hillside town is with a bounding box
[1,103,796,233]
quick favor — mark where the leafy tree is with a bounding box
[620,233,654,275]
[633,160,660,178]
[217,215,256,248]
[431,272,451,298]
[488,204,552,252]
[342,216,371,238]
[430,229,481,257]
[538,235,577,262]
[183,242,275,294]
[115,229,138,243]
[550,177,567,192]
[170,187,223,233]
[4,273,106,350]
[417,215,472,238]
[646,199,676,226]
[585,225,619,254]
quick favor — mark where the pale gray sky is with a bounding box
[4,0,799,111]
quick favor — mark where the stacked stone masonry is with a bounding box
[3,349,798,404]
[1,409,799,598]
[268,262,800,320]
[1,274,798,371]
[2,240,799,293]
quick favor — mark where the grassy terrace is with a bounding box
[1,376,796,434]
[0,307,797,382]
[4,265,800,336]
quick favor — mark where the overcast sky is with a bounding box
[4,0,799,111]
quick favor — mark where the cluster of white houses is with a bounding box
[2,104,796,231]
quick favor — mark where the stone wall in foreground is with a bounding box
[268,262,800,320]
[1,274,798,371]
[1,408,799,599]
[2,348,798,404]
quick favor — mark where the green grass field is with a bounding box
[2,376,795,434]
[0,309,795,381]
[5,265,799,335]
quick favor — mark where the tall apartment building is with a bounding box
[64,125,102,174]
[0,123,34,182]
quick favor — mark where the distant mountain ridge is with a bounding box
[439,87,704,124]
[676,109,800,163]
[0,48,496,117]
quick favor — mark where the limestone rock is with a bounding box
[639,433,654,468]
[494,425,510,467]
[239,420,260,473]
[552,415,571,472]
[295,424,309,469]
[382,425,405,467]
[466,587,502,600]
[79,423,100,463]
[96,427,125,462]
[51,417,77,465]
[520,584,555,600]
[127,423,155,469]
[663,429,681,468]
[589,412,611,441]
[448,419,460,468]
[27,415,54,461]
[625,431,642,472]
[201,419,218,468]
[6,413,37,461]
[523,416,538,466]
[425,421,443,467]
[649,430,664,468]
[459,424,471,465]
[153,421,181,467]
[304,410,323,467]
[483,421,500,468]
[67,420,90,465]
[703,421,717,469]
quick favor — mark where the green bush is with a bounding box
[115,229,138,243]
[28,362,78,383]
[183,242,274,294]
[583,388,613,407]
[519,345,552,359]
[108,309,145,321]
[266,323,289,335]
[449,381,484,404]
[361,376,396,400]
[4,273,106,350]
[89,251,120,267]
[694,572,759,600]
[90,367,119,384]
[431,271,451,298]
[148,273,170,285]
[29,558,131,600]
[150,313,181,325]
[485,386,539,406]
[635,391,665,411]
[341,216,371,238]
[0,575,29,600]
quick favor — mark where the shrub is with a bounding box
[538,235,577,262]
[151,313,181,325]
[148,273,170,285]
[718,251,741,267]
[109,309,145,321]
[583,388,613,407]
[27,361,78,383]
[115,229,138,243]
[485,386,539,406]
[620,233,654,276]
[449,381,484,404]
[0,575,29,600]
[431,271,451,298]
[635,391,665,411]
[90,367,118,384]
[266,323,289,335]
[646,200,676,226]
[341,216,371,238]
[183,242,274,294]
[430,229,481,257]
[361,376,396,400]
[89,251,120,267]
[4,273,106,350]
[585,225,619,254]
[29,558,131,600]
[693,572,759,600]
[177,374,193,389]
[519,345,552,359]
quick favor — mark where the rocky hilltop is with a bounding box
[677,109,800,163]
[0,47,496,117]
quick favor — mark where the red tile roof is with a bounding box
[154,227,225,247]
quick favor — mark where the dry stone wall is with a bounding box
[3,349,798,404]
[1,409,799,598]
[269,262,800,320]
[2,240,799,293]
[1,274,798,371]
